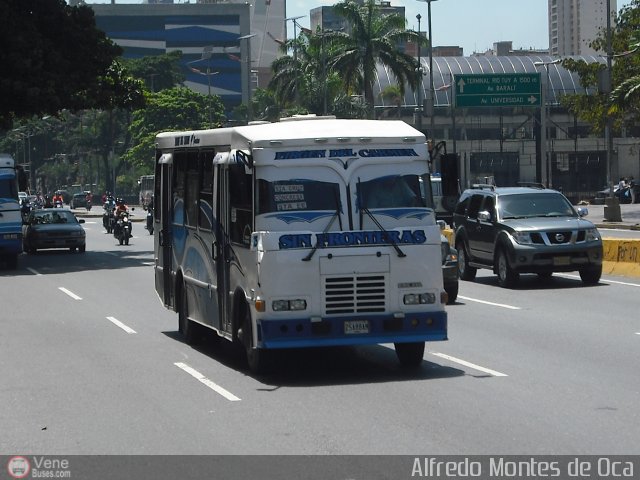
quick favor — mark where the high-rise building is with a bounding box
[549,0,617,56]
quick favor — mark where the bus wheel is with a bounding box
[178,284,199,345]
[394,342,425,368]
[239,307,272,375]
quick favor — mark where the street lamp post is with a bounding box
[415,14,422,131]
[187,46,218,128]
[239,34,257,123]
[286,15,305,106]
[417,0,438,141]
[534,58,561,187]
[603,0,621,221]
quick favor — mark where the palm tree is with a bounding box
[379,84,403,118]
[326,0,422,118]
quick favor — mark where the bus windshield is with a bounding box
[358,174,426,209]
[257,179,341,214]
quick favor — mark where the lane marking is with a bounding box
[458,295,521,310]
[27,267,42,276]
[58,287,82,300]
[106,316,137,334]
[430,352,508,377]
[174,362,241,402]
[556,273,640,287]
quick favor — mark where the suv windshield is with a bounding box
[499,192,575,219]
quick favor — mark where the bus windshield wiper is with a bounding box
[356,177,406,258]
[360,206,406,258]
[302,188,342,262]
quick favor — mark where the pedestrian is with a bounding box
[630,176,637,204]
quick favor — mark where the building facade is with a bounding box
[549,0,617,56]
[91,3,251,112]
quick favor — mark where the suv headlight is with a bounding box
[585,228,600,242]
[512,231,534,245]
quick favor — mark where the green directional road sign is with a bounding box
[454,73,541,108]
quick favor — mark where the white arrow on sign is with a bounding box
[457,78,466,93]
[528,95,537,104]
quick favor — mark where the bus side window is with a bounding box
[184,152,199,228]
[228,163,252,245]
[173,152,186,226]
[199,152,214,230]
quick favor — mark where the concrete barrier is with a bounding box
[602,237,640,278]
[442,229,640,279]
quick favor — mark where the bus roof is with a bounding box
[155,119,425,151]
[233,119,424,148]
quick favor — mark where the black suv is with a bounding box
[452,185,603,287]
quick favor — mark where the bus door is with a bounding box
[213,161,233,333]
[155,153,174,309]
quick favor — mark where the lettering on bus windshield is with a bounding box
[274,184,306,211]
[274,148,419,160]
[278,229,427,249]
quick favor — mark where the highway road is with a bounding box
[1,218,639,456]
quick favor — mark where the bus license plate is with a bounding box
[344,320,369,334]
[553,256,571,266]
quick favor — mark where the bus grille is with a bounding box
[324,275,386,314]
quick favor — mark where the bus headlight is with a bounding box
[403,293,436,305]
[272,299,307,311]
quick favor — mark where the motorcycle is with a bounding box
[53,199,64,209]
[145,204,154,235]
[113,211,132,245]
[103,200,116,233]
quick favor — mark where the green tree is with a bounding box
[124,87,226,170]
[325,0,422,118]
[561,0,640,134]
[0,0,122,128]
[123,51,186,92]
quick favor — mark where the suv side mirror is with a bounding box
[478,210,492,222]
[576,206,588,217]
[437,220,446,230]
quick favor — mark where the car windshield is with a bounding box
[32,211,78,224]
[499,193,575,219]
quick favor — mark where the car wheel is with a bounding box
[178,283,199,345]
[394,342,425,368]
[6,255,18,270]
[445,282,459,304]
[496,249,519,288]
[238,305,273,374]
[456,240,477,281]
[579,265,602,285]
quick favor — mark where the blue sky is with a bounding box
[82,0,633,56]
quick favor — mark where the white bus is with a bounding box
[153,117,448,373]
[138,174,154,207]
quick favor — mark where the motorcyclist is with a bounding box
[114,198,129,217]
[52,192,64,206]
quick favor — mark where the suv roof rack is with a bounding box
[516,182,546,189]
[470,184,496,191]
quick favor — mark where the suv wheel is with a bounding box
[456,241,477,281]
[496,249,519,288]
[579,265,602,285]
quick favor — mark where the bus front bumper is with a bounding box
[256,311,447,349]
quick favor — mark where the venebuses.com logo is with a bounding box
[7,456,30,479]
